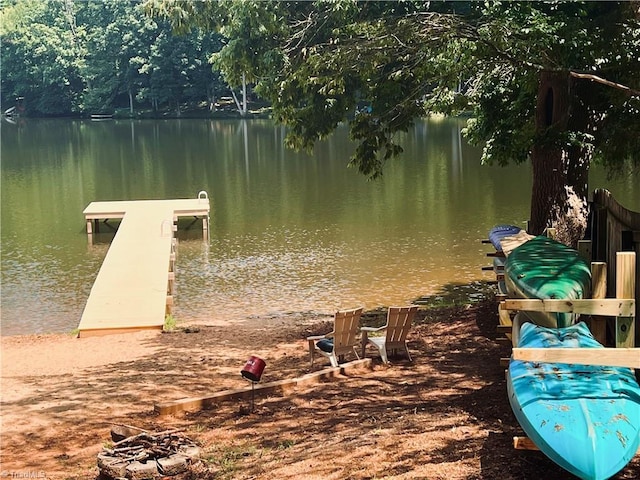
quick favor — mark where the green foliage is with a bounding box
[164,313,176,331]
[463,65,537,167]
[462,1,640,171]
[206,444,257,477]
[1,0,86,114]
[1,0,229,115]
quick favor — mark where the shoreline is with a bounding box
[2,301,638,479]
[0,283,498,339]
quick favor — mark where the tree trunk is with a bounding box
[242,72,247,115]
[128,89,134,115]
[231,73,248,116]
[529,70,591,246]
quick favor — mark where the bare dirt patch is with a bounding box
[1,298,638,479]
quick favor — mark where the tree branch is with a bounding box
[569,71,640,96]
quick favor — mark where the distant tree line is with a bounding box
[0,0,240,116]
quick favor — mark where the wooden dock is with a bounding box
[78,193,210,337]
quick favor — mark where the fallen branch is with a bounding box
[112,428,183,447]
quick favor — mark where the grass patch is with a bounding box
[206,444,258,478]
[164,314,177,331]
[277,439,296,449]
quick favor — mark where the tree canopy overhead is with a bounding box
[149,0,639,242]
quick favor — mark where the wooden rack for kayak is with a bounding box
[503,251,637,368]
[77,192,210,337]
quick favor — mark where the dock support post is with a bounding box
[203,215,209,240]
[616,252,635,348]
[197,191,210,240]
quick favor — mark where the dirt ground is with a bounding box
[1,298,639,480]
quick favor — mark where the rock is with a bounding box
[125,460,158,479]
[157,454,188,475]
[178,445,202,460]
[97,452,128,478]
[111,425,141,442]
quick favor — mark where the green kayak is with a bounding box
[504,236,591,328]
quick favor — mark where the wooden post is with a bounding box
[165,295,173,315]
[590,262,607,344]
[635,232,640,347]
[85,219,95,245]
[167,272,175,295]
[616,252,636,348]
[202,215,209,239]
[169,252,176,273]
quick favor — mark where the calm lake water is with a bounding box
[1,117,638,336]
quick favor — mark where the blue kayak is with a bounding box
[508,322,640,480]
[488,224,522,251]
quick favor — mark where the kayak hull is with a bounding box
[504,236,591,328]
[488,224,522,251]
[507,322,640,480]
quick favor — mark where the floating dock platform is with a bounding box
[78,192,210,337]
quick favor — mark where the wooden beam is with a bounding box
[502,298,635,317]
[512,347,640,368]
[498,306,513,326]
[154,359,373,416]
[513,436,539,451]
[77,325,162,338]
[515,434,640,454]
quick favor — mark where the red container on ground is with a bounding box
[241,356,266,382]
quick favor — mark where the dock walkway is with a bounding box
[78,194,209,337]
